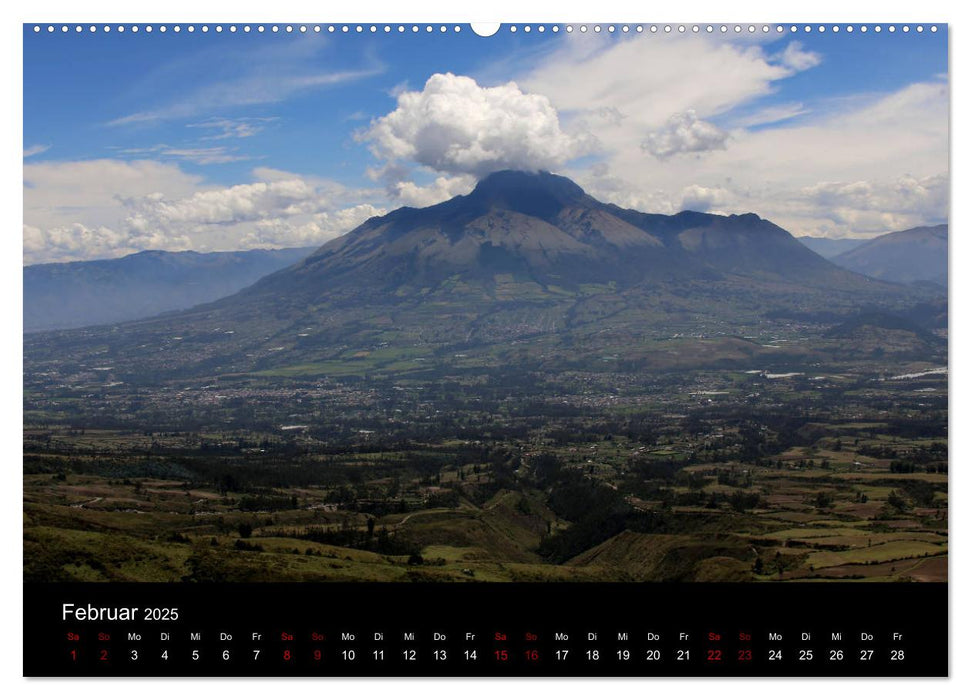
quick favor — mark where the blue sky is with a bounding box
[23,24,949,263]
[25,28,551,186]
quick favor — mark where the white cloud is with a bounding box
[522,34,807,143]
[776,42,822,72]
[159,147,248,165]
[239,204,386,249]
[509,32,945,237]
[23,33,948,263]
[23,157,204,262]
[732,102,807,128]
[361,72,588,178]
[680,185,732,212]
[125,179,320,227]
[24,159,204,236]
[121,175,384,251]
[568,163,677,214]
[187,117,278,140]
[388,175,476,208]
[642,110,730,160]
[24,144,50,158]
[108,39,383,125]
[519,30,947,239]
[23,222,192,263]
[116,144,250,165]
[23,160,387,264]
[251,167,317,183]
[791,174,948,235]
[112,67,380,125]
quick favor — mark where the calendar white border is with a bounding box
[4,0,964,698]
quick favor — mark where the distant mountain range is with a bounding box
[830,225,947,286]
[24,247,315,332]
[26,171,933,381]
[797,236,868,259]
[798,225,947,286]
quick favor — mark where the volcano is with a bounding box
[25,170,906,380]
[244,169,850,305]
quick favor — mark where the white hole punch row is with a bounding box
[31,23,942,35]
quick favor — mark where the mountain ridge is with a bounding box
[24,170,928,381]
[797,235,867,259]
[831,224,947,286]
[24,246,316,332]
[241,170,855,307]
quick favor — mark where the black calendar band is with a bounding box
[24,582,947,677]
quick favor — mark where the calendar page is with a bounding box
[22,20,948,677]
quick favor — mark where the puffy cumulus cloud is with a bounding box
[361,73,587,178]
[23,159,388,264]
[239,204,386,249]
[775,42,822,72]
[388,175,476,208]
[792,174,948,235]
[120,176,385,251]
[24,159,205,263]
[23,159,202,263]
[124,179,320,228]
[23,222,191,263]
[642,111,730,160]
[24,223,123,262]
[680,185,733,212]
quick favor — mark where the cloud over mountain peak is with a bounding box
[361,72,589,177]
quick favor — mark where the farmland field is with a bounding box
[24,351,947,583]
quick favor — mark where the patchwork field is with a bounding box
[24,409,947,583]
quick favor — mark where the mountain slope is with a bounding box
[24,171,919,381]
[247,170,857,306]
[831,225,947,285]
[797,236,867,259]
[24,247,315,331]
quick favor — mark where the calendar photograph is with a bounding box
[23,22,948,590]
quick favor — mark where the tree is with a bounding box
[887,490,908,512]
[376,526,391,552]
[182,545,229,583]
[814,492,833,509]
[238,522,253,538]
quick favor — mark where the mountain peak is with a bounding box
[465,170,589,218]
[472,169,585,195]
[288,168,860,300]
